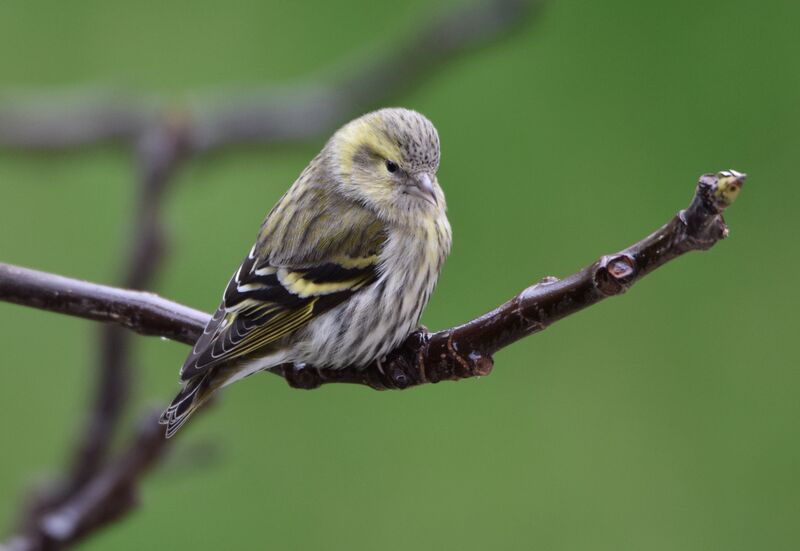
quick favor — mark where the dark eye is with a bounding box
[385,160,398,173]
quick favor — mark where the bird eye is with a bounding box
[385,160,398,173]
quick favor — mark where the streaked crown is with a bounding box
[332,108,440,176]
[371,108,440,171]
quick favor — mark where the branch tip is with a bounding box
[699,169,746,211]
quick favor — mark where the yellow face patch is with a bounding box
[337,115,403,177]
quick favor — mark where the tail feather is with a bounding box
[159,373,213,438]
[160,354,284,438]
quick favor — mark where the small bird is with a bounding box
[160,108,451,437]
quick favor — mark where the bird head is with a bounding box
[328,108,445,224]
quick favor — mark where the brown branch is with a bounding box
[0,169,745,390]
[0,264,207,345]
[0,169,744,550]
[283,173,745,389]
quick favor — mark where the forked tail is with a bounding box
[159,373,214,438]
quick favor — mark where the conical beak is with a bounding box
[408,172,437,206]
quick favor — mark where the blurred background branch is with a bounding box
[0,0,539,153]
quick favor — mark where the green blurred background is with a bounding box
[1,0,798,549]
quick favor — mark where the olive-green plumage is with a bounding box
[160,108,451,437]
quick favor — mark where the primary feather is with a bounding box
[161,108,451,437]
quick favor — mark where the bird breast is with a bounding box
[293,214,451,369]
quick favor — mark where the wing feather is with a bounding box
[179,198,386,382]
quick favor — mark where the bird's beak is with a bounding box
[408,172,438,206]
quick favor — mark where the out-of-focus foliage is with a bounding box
[0,1,797,549]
